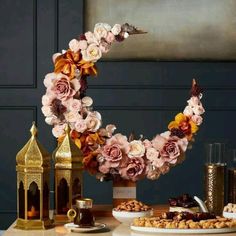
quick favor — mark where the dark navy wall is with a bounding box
[0,0,236,229]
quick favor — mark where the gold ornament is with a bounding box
[53,124,83,223]
[15,122,52,230]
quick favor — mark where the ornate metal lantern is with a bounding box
[53,125,83,222]
[15,122,52,229]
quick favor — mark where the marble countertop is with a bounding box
[3,217,236,236]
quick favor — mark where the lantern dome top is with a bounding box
[53,124,83,169]
[16,122,50,167]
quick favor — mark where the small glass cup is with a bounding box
[67,198,95,227]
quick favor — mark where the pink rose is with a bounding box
[52,74,76,101]
[191,115,203,125]
[119,157,145,181]
[99,41,110,53]
[146,148,164,168]
[99,161,111,174]
[69,99,82,112]
[106,32,115,43]
[106,133,129,153]
[152,135,166,151]
[75,119,87,133]
[102,144,123,168]
[143,139,152,148]
[160,141,180,164]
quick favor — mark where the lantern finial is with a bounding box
[30,121,37,137]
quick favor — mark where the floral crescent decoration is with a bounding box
[41,22,205,182]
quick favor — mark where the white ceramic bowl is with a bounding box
[223,211,236,219]
[112,209,153,224]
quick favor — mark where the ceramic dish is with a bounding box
[223,211,236,219]
[131,225,236,234]
[64,222,106,232]
[112,209,153,224]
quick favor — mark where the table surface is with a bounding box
[3,206,236,236]
[3,217,236,236]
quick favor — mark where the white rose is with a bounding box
[124,32,129,38]
[82,96,93,107]
[85,31,100,45]
[52,124,66,138]
[81,43,102,62]
[78,40,88,50]
[94,23,111,39]
[75,119,87,133]
[192,105,205,115]
[69,39,80,53]
[191,115,203,125]
[128,140,145,158]
[45,115,59,125]
[85,111,102,132]
[183,106,194,116]
[44,73,56,88]
[111,24,121,35]
[41,105,53,117]
[187,96,201,107]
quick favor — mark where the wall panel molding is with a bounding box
[0,0,37,89]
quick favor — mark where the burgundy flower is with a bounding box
[119,157,145,181]
[51,99,67,119]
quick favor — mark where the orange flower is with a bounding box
[83,152,99,175]
[54,50,98,79]
[77,59,98,77]
[54,50,81,79]
[168,113,198,140]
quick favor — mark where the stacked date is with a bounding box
[133,212,236,229]
[114,200,151,212]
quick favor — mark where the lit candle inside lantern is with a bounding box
[27,206,39,218]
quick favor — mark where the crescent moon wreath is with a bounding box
[41,23,205,182]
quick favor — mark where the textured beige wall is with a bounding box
[85,0,236,60]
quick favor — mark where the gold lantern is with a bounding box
[15,122,52,229]
[53,124,83,222]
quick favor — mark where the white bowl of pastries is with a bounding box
[223,203,236,219]
[112,200,153,224]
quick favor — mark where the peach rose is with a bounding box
[82,96,93,107]
[41,105,53,117]
[85,111,102,132]
[146,147,164,168]
[107,133,129,153]
[52,123,66,138]
[64,111,81,123]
